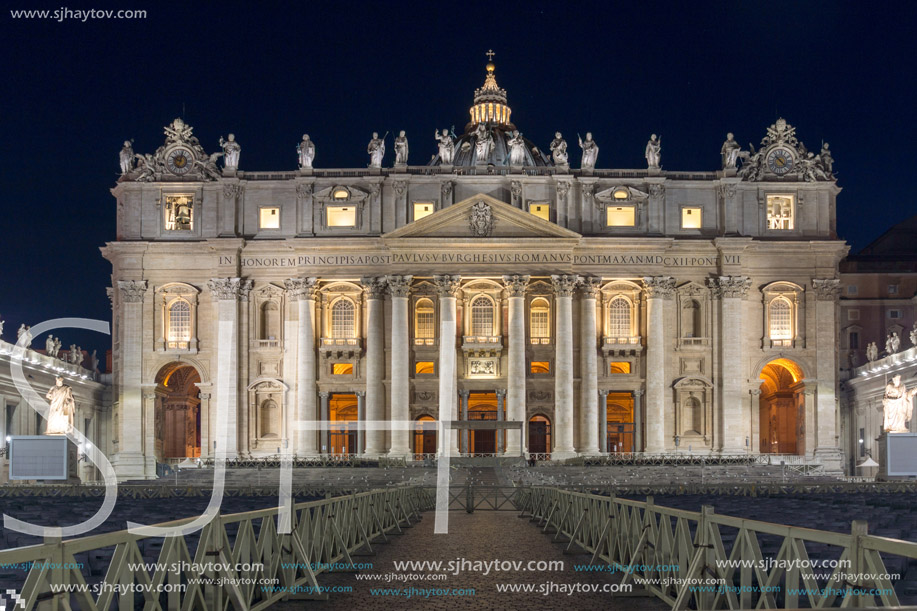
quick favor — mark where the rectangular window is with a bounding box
[529,202,550,221]
[415,361,435,375]
[164,195,193,231]
[766,194,794,230]
[327,206,356,227]
[609,362,631,374]
[606,205,635,227]
[530,361,550,374]
[413,202,434,221]
[847,309,860,321]
[530,310,550,339]
[332,363,353,375]
[681,207,702,229]
[847,285,858,295]
[849,331,859,350]
[259,207,280,229]
[888,284,899,295]
[889,310,902,319]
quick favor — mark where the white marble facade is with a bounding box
[103,69,848,480]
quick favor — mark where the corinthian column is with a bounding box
[387,275,413,458]
[579,277,601,455]
[115,280,148,479]
[362,277,387,457]
[285,277,318,456]
[434,275,461,456]
[208,277,245,458]
[502,274,529,456]
[709,276,751,452]
[812,278,843,473]
[552,274,579,459]
[643,276,675,453]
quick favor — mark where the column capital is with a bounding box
[386,275,413,298]
[198,392,211,400]
[361,276,388,298]
[551,274,580,297]
[284,277,318,301]
[355,391,366,398]
[642,276,676,299]
[495,389,507,399]
[502,274,530,297]
[117,279,148,303]
[579,276,602,298]
[433,275,462,297]
[142,392,157,401]
[812,278,841,301]
[458,389,470,399]
[318,391,330,400]
[633,388,644,398]
[238,279,254,302]
[749,388,762,396]
[707,275,752,299]
[106,286,115,309]
[598,389,610,397]
[208,277,244,301]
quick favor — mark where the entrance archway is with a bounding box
[528,415,551,456]
[606,392,635,453]
[759,358,805,455]
[154,362,202,460]
[329,393,358,455]
[468,392,497,455]
[414,415,437,457]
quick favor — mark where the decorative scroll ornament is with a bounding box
[386,275,413,298]
[361,276,388,298]
[551,274,580,297]
[643,276,676,299]
[106,287,114,308]
[579,276,602,297]
[295,183,313,201]
[812,278,841,301]
[469,201,494,237]
[707,275,752,299]
[510,181,522,198]
[441,180,453,196]
[649,184,665,199]
[556,181,571,199]
[284,277,318,301]
[502,275,530,297]
[208,278,242,301]
[117,280,148,303]
[433,275,462,297]
[222,183,244,199]
[393,180,407,197]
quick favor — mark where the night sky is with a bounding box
[1,1,915,353]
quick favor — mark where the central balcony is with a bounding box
[320,337,363,359]
[602,335,643,357]
[462,335,503,358]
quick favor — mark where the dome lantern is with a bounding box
[470,50,512,127]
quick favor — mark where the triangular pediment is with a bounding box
[383,193,581,241]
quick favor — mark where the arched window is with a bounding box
[167,299,191,349]
[260,301,280,340]
[331,299,355,339]
[471,296,494,337]
[530,298,550,342]
[607,296,631,338]
[683,299,701,338]
[414,298,435,340]
[768,297,792,340]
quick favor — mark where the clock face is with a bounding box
[766,147,795,176]
[166,147,194,175]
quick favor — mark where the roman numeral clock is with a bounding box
[766,146,795,176]
[166,146,194,175]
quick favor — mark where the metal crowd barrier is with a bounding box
[0,486,434,610]
[515,487,917,609]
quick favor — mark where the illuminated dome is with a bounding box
[429,56,552,167]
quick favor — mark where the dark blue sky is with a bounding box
[1,1,915,352]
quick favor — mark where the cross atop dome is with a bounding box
[486,49,495,61]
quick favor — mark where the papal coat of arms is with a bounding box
[469,201,494,237]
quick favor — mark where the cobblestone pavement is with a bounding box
[273,510,667,611]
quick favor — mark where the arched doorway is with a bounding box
[606,392,635,453]
[528,415,551,457]
[329,393,358,455]
[414,415,437,457]
[468,392,497,455]
[759,358,805,455]
[154,362,202,460]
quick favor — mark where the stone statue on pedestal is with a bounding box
[297,134,315,169]
[45,376,75,435]
[721,133,741,169]
[0,319,4,338]
[866,341,878,362]
[818,142,834,175]
[507,130,526,165]
[119,140,134,174]
[578,132,598,169]
[435,129,455,164]
[394,131,409,165]
[17,324,32,347]
[887,332,901,355]
[883,374,917,433]
[550,132,568,165]
[69,344,82,365]
[910,323,917,348]
[46,335,57,358]
[474,124,493,163]
[645,134,661,169]
[219,134,241,169]
[367,132,386,168]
